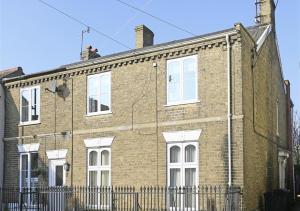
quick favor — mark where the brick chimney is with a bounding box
[135,25,154,49]
[81,45,100,61]
[256,0,276,26]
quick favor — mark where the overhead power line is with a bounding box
[114,0,196,36]
[36,0,132,50]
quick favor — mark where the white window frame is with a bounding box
[87,148,111,187]
[167,142,199,210]
[166,55,198,106]
[19,152,39,189]
[87,72,112,116]
[167,142,199,187]
[20,86,41,125]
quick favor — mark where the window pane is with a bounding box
[31,153,39,178]
[183,58,197,100]
[100,74,110,94]
[185,145,196,162]
[168,61,181,102]
[89,171,98,187]
[170,169,181,187]
[101,171,109,186]
[55,165,63,186]
[22,90,30,122]
[88,76,100,113]
[101,150,109,166]
[100,93,110,111]
[31,88,40,121]
[89,96,99,113]
[170,146,180,163]
[21,154,28,187]
[185,168,196,186]
[21,171,28,188]
[184,168,196,208]
[89,151,98,166]
[22,154,28,170]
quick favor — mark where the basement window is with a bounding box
[167,55,198,106]
[20,86,40,124]
[87,72,111,116]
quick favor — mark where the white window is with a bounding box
[167,142,198,209]
[168,143,198,187]
[20,86,40,124]
[167,55,198,105]
[87,72,111,115]
[87,148,111,187]
[20,152,39,189]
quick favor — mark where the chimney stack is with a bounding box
[135,25,154,49]
[81,45,100,61]
[256,0,276,26]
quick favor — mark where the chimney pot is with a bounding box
[135,25,154,49]
[81,45,100,61]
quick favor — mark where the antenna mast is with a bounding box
[80,26,90,59]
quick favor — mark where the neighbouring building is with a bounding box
[0,67,24,187]
[1,0,294,210]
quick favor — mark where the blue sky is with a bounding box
[0,0,299,111]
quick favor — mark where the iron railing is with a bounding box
[0,186,242,211]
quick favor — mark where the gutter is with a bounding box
[226,34,232,187]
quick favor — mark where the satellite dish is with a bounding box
[57,84,70,99]
[45,80,57,93]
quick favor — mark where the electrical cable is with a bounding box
[114,0,196,36]
[36,0,132,50]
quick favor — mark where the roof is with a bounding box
[0,67,24,79]
[3,24,269,83]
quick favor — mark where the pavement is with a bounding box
[289,200,300,211]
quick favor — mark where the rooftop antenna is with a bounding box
[80,26,90,58]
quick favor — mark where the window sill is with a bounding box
[86,111,112,117]
[164,100,200,107]
[19,121,41,127]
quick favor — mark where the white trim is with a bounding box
[49,159,66,187]
[167,142,199,209]
[256,24,272,51]
[84,137,115,148]
[87,148,111,187]
[18,143,40,153]
[279,150,289,158]
[166,55,198,106]
[46,149,68,160]
[163,129,202,143]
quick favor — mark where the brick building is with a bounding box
[1,0,294,210]
[0,67,24,187]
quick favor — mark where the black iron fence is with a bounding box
[0,186,242,211]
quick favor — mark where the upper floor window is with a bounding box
[87,72,111,115]
[20,86,40,124]
[167,55,198,105]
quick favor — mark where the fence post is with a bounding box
[19,188,23,211]
[135,192,139,211]
[37,187,40,211]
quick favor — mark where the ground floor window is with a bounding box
[87,148,111,187]
[167,142,198,187]
[167,142,198,209]
[87,148,111,207]
[20,152,39,188]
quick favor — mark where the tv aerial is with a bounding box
[45,80,70,99]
